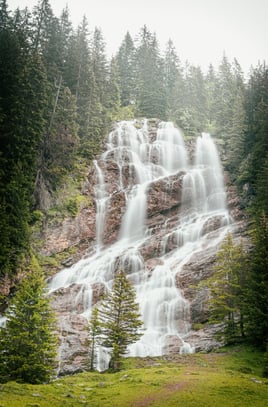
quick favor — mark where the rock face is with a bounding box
[46,119,248,374]
[41,205,96,257]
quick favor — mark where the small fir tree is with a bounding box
[98,270,143,371]
[207,233,248,343]
[88,307,101,371]
[0,256,57,383]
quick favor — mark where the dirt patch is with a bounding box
[132,381,187,407]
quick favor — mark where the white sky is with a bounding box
[7,0,268,73]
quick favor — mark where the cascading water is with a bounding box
[49,120,231,371]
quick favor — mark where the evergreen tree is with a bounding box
[215,54,234,137]
[135,26,166,119]
[255,153,268,215]
[58,6,73,74]
[205,64,218,133]
[0,26,48,276]
[98,270,143,371]
[238,63,268,211]
[91,26,108,107]
[105,57,120,121]
[163,39,182,119]
[0,0,10,29]
[86,26,109,139]
[88,307,101,371]
[69,17,93,141]
[32,0,54,55]
[227,94,247,176]
[40,85,78,192]
[244,213,268,348]
[0,256,57,383]
[225,59,246,176]
[181,64,207,135]
[116,31,136,107]
[207,233,248,342]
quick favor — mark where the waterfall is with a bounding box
[94,160,108,250]
[49,120,231,371]
[0,316,6,328]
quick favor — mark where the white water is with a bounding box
[0,315,7,328]
[49,120,231,370]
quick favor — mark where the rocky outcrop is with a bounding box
[147,173,185,218]
[56,313,89,375]
[41,205,96,257]
[102,191,126,245]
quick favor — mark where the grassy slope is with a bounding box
[0,345,267,407]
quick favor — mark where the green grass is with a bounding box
[0,345,267,407]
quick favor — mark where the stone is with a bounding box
[41,205,96,257]
[162,335,184,354]
[56,313,89,375]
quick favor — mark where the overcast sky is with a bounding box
[7,0,268,73]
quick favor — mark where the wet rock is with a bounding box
[147,173,185,218]
[176,246,217,300]
[162,335,184,354]
[41,205,96,256]
[145,258,164,273]
[102,191,126,245]
[56,313,89,375]
[91,282,106,305]
[51,284,87,314]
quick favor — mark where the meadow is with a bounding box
[0,345,267,407]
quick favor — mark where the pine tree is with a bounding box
[163,39,181,119]
[98,270,143,371]
[91,27,108,108]
[116,31,136,107]
[88,307,101,371]
[244,213,268,348]
[105,57,120,121]
[215,54,234,137]
[207,233,248,342]
[32,0,54,53]
[205,64,218,133]
[181,64,207,134]
[0,0,10,29]
[0,26,48,276]
[240,63,268,210]
[0,256,57,383]
[227,94,246,176]
[135,26,166,119]
[39,85,79,192]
